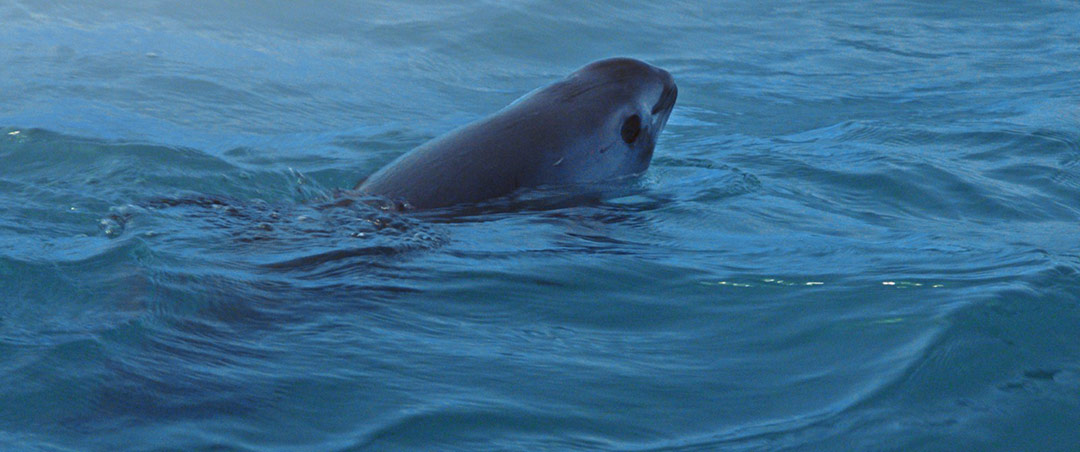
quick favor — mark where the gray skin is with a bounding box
[357,57,678,209]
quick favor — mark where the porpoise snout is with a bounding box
[652,69,678,115]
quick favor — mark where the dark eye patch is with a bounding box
[621,114,641,144]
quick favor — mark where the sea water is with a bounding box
[1,1,1079,451]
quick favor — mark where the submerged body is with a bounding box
[357,57,677,209]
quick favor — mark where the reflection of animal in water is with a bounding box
[357,57,678,210]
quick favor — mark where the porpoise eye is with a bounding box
[621,114,641,144]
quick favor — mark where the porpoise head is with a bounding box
[521,57,678,186]
[356,57,677,209]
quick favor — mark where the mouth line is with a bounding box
[651,84,678,115]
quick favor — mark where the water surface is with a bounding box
[2,1,1079,451]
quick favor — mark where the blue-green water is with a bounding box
[2,1,1079,450]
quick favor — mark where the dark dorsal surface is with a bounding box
[357,57,677,209]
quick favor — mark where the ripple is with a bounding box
[3,1,1080,450]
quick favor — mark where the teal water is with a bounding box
[2,1,1080,451]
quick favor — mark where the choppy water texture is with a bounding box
[2,1,1079,451]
